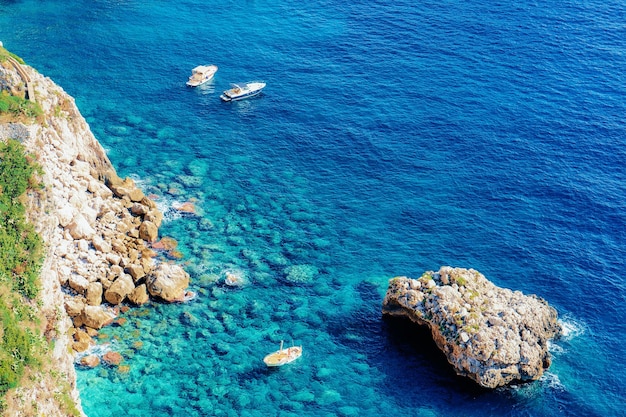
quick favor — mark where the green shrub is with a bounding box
[0,139,45,403]
[0,91,43,121]
[0,47,25,64]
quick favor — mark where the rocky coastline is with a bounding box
[382,266,562,388]
[1,52,190,415]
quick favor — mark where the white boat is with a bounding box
[186,65,218,87]
[263,340,302,367]
[220,81,266,102]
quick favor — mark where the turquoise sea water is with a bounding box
[2,0,626,415]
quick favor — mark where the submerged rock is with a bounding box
[82,305,116,330]
[79,355,100,368]
[283,264,318,284]
[102,351,123,366]
[382,266,561,388]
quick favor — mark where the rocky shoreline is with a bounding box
[382,266,562,389]
[1,52,190,415]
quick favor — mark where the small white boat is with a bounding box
[263,340,302,367]
[220,81,266,102]
[186,65,218,87]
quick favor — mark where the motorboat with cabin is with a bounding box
[220,81,266,102]
[186,65,218,87]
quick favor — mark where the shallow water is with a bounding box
[2,0,626,415]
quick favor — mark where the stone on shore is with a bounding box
[382,266,561,389]
[81,305,115,330]
[79,355,100,368]
[128,284,150,305]
[0,49,191,416]
[85,282,103,306]
[139,220,158,242]
[64,298,85,317]
[67,213,96,240]
[104,274,135,305]
[146,263,190,302]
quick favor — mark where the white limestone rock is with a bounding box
[68,273,89,294]
[104,274,135,305]
[67,213,95,240]
[382,266,561,389]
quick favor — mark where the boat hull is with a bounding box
[263,346,302,367]
[220,82,266,102]
[186,76,214,87]
[186,65,218,87]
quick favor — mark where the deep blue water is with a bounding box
[2,0,626,415]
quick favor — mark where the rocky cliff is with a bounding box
[0,52,190,415]
[382,266,561,388]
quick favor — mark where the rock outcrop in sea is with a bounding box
[382,266,561,388]
[1,49,190,415]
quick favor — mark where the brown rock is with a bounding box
[128,284,149,305]
[64,298,85,317]
[67,213,96,240]
[72,341,90,353]
[106,252,122,265]
[128,187,145,202]
[104,274,135,305]
[142,248,158,258]
[86,282,103,306]
[128,248,139,263]
[144,209,163,228]
[126,264,146,283]
[146,263,190,302]
[130,202,149,216]
[102,351,123,366]
[138,220,158,243]
[82,305,115,329]
[176,201,195,214]
[100,277,113,291]
[92,235,112,253]
[68,273,89,294]
[107,176,144,202]
[140,257,155,275]
[73,329,93,346]
[112,238,127,253]
[152,236,177,251]
[72,315,85,328]
[109,264,124,278]
[141,196,157,209]
[79,355,100,368]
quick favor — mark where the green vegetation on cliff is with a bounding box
[0,139,45,410]
[0,47,43,123]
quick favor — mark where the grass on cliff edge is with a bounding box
[0,139,46,411]
[0,47,43,123]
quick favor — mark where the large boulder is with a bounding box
[79,355,100,368]
[64,298,85,317]
[104,274,135,305]
[126,264,146,283]
[106,174,145,202]
[128,284,149,305]
[85,282,103,306]
[382,266,561,389]
[139,220,158,243]
[146,263,190,302]
[66,213,96,240]
[68,274,89,294]
[82,305,115,329]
